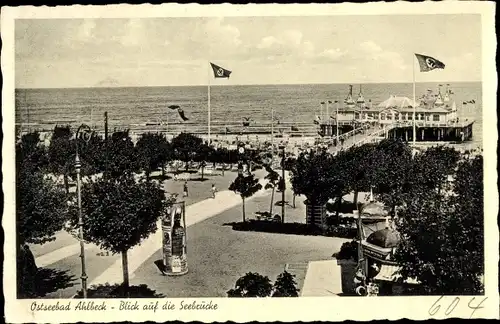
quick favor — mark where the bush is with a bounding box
[333,240,358,261]
[75,283,164,298]
[272,271,299,297]
[228,220,357,239]
[230,220,324,236]
[324,225,357,239]
[228,271,299,297]
[227,272,273,297]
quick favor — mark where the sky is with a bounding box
[15,14,482,88]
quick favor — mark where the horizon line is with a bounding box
[16,80,481,90]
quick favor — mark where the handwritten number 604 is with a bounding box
[429,296,488,318]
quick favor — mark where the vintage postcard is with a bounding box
[2,2,498,323]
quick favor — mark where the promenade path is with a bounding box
[29,172,270,297]
[329,124,391,155]
[90,178,269,286]
[29,170,348,298]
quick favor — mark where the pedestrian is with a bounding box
[211,184,217,199]
[340,137,345,146]
[183,181,188,198]
[174,173,178,181]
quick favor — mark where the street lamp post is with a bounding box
[75,124,91,298]
[238,145,245,175]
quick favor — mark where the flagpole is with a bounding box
[320,102,323,122]
[336,101,339,139]
[208,63,211,145]
[412,54,416,146]
[271,107,274,157]
[326,101,329,124]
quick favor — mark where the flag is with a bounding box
[320,102,325,105]
[210,62,232,78]
[291,126,299,131]
[178,108,189,121]
[328,100,333,104]
[242,117,251,127]
[463,101,468,105]
[168,105,180,110]
[469,99,476,104]
[415,53,445,72]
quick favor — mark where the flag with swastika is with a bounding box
[210,62,232,78]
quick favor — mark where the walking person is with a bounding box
[183,181,189,198]
[211,184,217,199]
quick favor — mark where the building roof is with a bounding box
[361,201,388,217]
[366,228,401,248]
[377,96,420,109]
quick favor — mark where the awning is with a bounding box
[373,264,419,285]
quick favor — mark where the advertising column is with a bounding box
[162,202,188,276]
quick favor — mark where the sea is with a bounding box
[15,82,483,148]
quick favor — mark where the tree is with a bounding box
[135,133,171,180]
[229,173,262,222]
[394,154,484,294]
[371,139,413,217]
[107,130,138,179]
[171,133,203,172]
[227,272,273,297]
[264,165,281,216]
[408,145,460,207]
[291,150,348,213]
[16,131,48,172]
[68,175,167,289]
[17,169,68,245]
[16,168,68,297]
[343,143,378,209]
[77,132,106,177]
[194,144,213,180]
[47,126,74,194]
[272,271,299,297]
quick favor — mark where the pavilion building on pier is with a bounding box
[319,84,474,143]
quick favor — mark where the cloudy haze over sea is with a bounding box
[16,15,481,88]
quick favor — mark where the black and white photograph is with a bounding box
[2,2,498,322]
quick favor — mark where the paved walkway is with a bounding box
[300,260,343,297]
[90,179,269,286]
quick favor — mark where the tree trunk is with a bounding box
[335,195,342,218]
[185,159,189,172]
[269,187,275,215]
[161,163,165,178]
[242,197,246,222]
[63,174,70,195]
[146,170,150,182]
[121,250,129,292]
[353,191,359,212]
[201,166,204,180]
[293,194,296,208]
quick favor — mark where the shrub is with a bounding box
[75,283,164,298]
[333,240,358,261]
[227,272,273,297]
[272,271,299,297]
[228,271,299,297]
[228,220,357,239]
